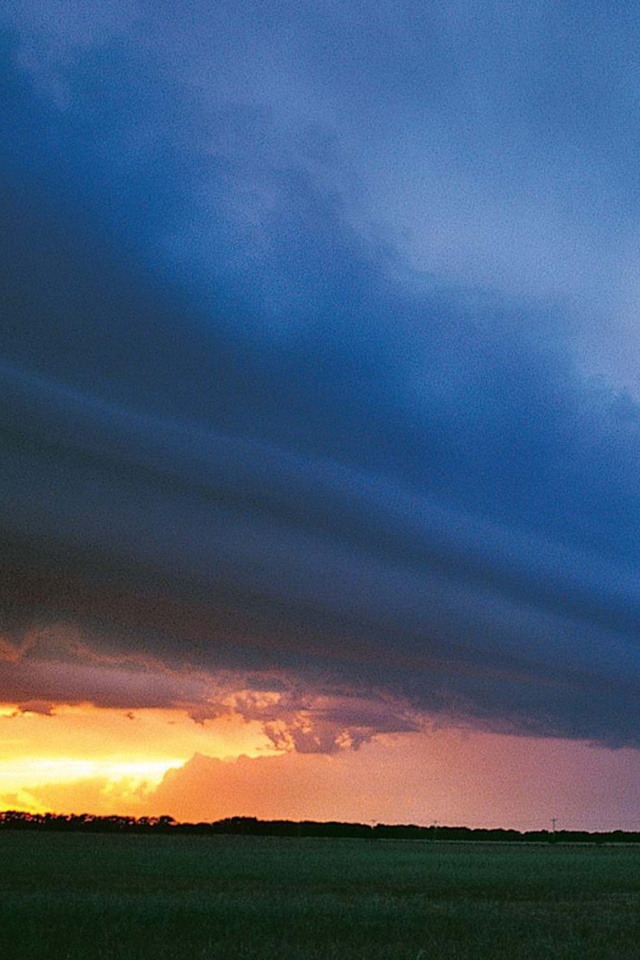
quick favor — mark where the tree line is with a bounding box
[1,810,639,843]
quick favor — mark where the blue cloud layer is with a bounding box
[2,4,640,745]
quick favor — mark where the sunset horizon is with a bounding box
[3,695,640,834]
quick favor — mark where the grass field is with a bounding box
[1,832,640,959]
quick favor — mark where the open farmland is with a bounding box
[1,832,640,959]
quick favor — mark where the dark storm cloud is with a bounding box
[3,3,640,747]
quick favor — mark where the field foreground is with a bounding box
[1,832,640,959]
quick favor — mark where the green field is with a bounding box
[2,832,640,959]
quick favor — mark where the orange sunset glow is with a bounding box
[3,696,640,833]
[0,701,276,814]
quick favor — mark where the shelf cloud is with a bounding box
[3,1,640,755]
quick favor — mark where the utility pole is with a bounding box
[551,817,557,834]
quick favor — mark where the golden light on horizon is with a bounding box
[0,701,280,814]
[0,757,183,789]
[4,697,640,832]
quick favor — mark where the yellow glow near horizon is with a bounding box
[3,696,640,830]
[0,757,182,789]
[0,701,279,814]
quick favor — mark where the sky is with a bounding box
[2,0,640,831]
